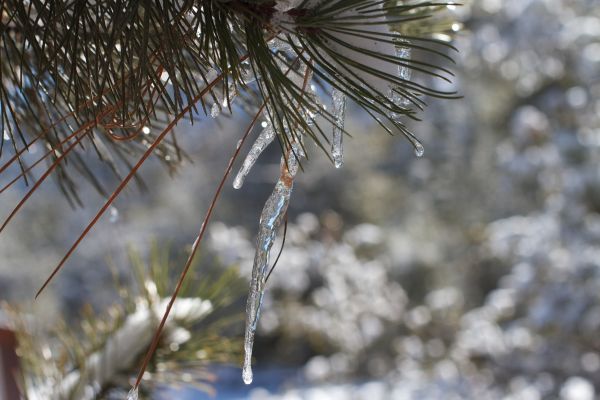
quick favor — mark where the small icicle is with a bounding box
[234,53,311,190]
[391,44,413,123]
[388,43,424,157]
[233,124,276,189]
[126,387,138,400]
[242,142,303,384]
[331,88,346,168]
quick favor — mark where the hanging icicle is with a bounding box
[242,142,304,385]
[391,44,413,120]
[238,4,430,384]
[233,122,276,189]
[331,88,346,168]
[389,42,425,158]
[234,51,315,189]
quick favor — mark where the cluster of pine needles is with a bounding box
[5,244,246,399]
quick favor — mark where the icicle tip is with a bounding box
[242,364,253,385]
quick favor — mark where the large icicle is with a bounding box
[331,88,346,168]
[242,143,303,385]
[233,123,276,189]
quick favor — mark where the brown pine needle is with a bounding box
[33,63,231,299]
[0,120,96,233]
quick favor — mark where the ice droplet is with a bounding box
[109,206,119,223]
[331,88,346,168]
[414,142,424,158]
[126,387,138,400]
[242,143,303,384]
[233,124,276,189]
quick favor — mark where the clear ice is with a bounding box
[234,44,314,190]
[397,45,412,82]
[269,37,301,55]
[211,84,240,119]
[209,60,258,120]
[233,123,276,189]
[390,43,425,157]
[210,102,221,118]
[242,143,303,384]
[414,141,424,158]
[109,206,119,223]
[126,387,138,400]
[391,44,412,117]
[331,88,346,168]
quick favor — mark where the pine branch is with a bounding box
[0,1,460,392]
[7,244,245,399]
[1,0,457,201]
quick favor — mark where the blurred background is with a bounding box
[2,0,600,399]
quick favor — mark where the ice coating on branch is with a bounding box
[126,387,138,400]
[331,88,346,168]
[233,123,276,189]
[242,143,304,384]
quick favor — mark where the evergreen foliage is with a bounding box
[6,244,245,399]
[1,0,456,201]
